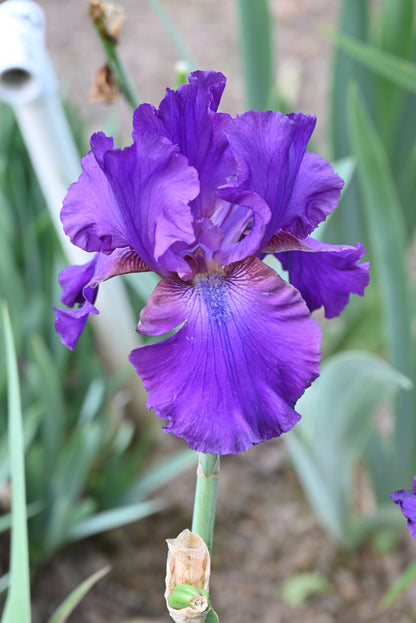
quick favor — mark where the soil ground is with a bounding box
[30,439,416,623]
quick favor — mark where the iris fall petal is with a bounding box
[130,257,321,454]
[275,236,370,318]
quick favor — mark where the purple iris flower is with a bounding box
[54,71,369,454]
[391,476,416,540]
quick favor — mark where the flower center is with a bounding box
[193,272,230,322]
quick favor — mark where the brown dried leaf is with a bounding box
[89,0,125,42]
[89,64,119,103]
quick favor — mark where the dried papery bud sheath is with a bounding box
[89,64,119,102]
[165,529,211,623]
[89,0,125,43]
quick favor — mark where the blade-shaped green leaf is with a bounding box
[287,433,347,543]
[280,572,330,607]
[0,500,44,535]
[237,0,274,110]
[68,499,163,541]
[399,136,416,233]
[47,566,110,623]
[375,0,415,151]
[347,84,414,480]
[1,302,31,623]
[330,0,370,158]
[122,448,196,503]
[380,0,414,59]
[288,351,411,546]
[309,353,411,454]
[147,0,196,70]
[326,0,370,246]
[379,558,416,611]
[328,29,416,94]
[0,573,10,596]
[206,608,220,623]
[42,420,104,553]
[30,336,65,476]
[0,405,41,483]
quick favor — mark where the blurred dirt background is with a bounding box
[31,439,416,623]
[41,0,336,151]
[17,0,416,621]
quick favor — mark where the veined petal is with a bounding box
[102,132,198,273]
[224,111,318,243]
[133,71,235,220]
[284,152,344,238]
[61,130,199,275]
[274,236,370,318]
[61,133,128,254]
[213,189,271,265]
[129,257,321,454]
[54,254,99,350]
[54,299,99,351]
[54,248,151,350]
[58,255,99,308]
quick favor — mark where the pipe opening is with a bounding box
[0,67,32,89]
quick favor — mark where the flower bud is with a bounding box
[168,584,210,611]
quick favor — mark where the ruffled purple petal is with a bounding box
[61,130,199,276]
[212,190,271,265]
[284,152,344,238]
[54,298,99,351]
[391,481,416,540]
[55,248,151,350]
[58,255,98,307]
[133,71,235,220]
[101,133,198,274]
[61,133,130,254]
[224,111,321,244]
[274,236,370,318]
[54,255,99,349]
[129,257,321,454]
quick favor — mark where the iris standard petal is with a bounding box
[129,257,321,454]
[61,130,199,275]
[224,111,317,244]
[133,71,235,220]
[212,189,271,265]
[61,133,132,254]
[101,131,199,274]
[274,236,370,318]
[283,152,344,238]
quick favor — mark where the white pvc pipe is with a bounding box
[0,0,148,412]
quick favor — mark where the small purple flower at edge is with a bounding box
[391,476,416,540]
[54,71,370,455]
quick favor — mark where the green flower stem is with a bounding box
[191,453,220,553]
[91,19,140,111]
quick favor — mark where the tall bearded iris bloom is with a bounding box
[54,71,369,454]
